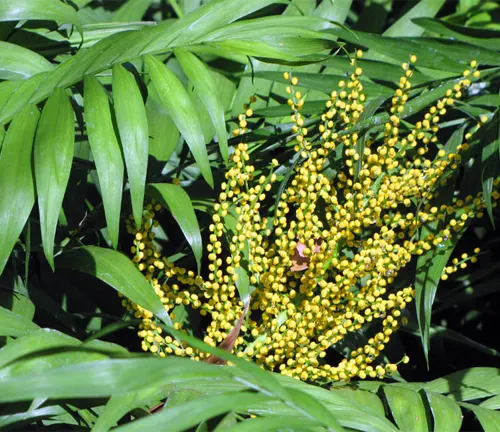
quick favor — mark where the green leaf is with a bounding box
[0,328,127,370]
[246,71,392,98]
[425,391,463,432]
[113,0,152,22]
[112,64,149,229]
[326,57,430,85]
[0,405,66,429]
[384,0,446,37]
[147,184,202,273]
[0,357,231,403]
[329,388,386,419]
[164,330,345,432]
[145,0,277,53]
[414,127,465,365]
[480,113,500,227]
[425,324,500,358]
[34,88,75,269]
[58,246,173,328]
[145,55,213,187]
[480,394,500,410]
[207,37,333,63]
[423,368,500,401]
[113,392,274,432]
[146,83,180,162]
[222,415,322,432]
[408,38,500,67]
[413,17,500,51]
[462,403,500,431]
[329,28,465,73]
[0,41,53,80]
[0,1,300,126]
[383,386,430,432]
[0,104,39,275]
[0,0,80,28]
[84,75,124,249]
[199,16,335,42]
[175,48,228,163]
[234,266,250,305]
[92,387,164,432]
[0,305,39,337]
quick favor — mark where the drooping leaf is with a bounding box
[414,127,465,366]
[425,391,463,432]
[175,48,228,163]
[0,0,80,28]
[220,415,322,432]
[34,88,75,269]
[421,368,500,402]
[329,28,465,73]
[112,64,149,229]
[0,305,39,337]
[146,184,202,273]
[383,386,430,432]
[145,55,213,187]
[112,0,152,22]
[146,83,180,162]
[0,328,127,370]
[84,75,124,249]
[480,394,500,410]
[58,246,173,328]
[0,2,327,126]
[384,0,446,37]
[480,113,500,227]
[0,357,232,403]
[0,41,53,80]
[413,17,500,51]
[0,104,39,275]
[462,403,500,431]
[92,387,164,432]
[164,330,345,432]
[112,392,289,432]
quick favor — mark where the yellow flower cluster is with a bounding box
[441,248,481,281]
[124,53,497,382]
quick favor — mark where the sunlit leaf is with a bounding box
[146,183,202,273]
[34,88,75,269]
[58,246,173,327]
[426,391,463,432]
[84,75,124,249]
[383,386,430,432]
[113,64,149,229]
[0,104,39,275]
[0,41,53,80]
[175,48,228,162]
[145,55,213,187]
[0,0,80,28]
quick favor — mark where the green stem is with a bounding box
[167,0,184,18]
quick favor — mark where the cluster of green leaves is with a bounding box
[0,0,500,430]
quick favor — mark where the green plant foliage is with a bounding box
[34,88,75,269]
[0,0,500,430]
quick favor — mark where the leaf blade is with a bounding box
[84,75,124,249]
[34,88,75,269]
[0,41,53,80]
[147,183,202,273]
[175,48,228,163]
[0,305,39,337]
[0,104,39,275]
[145,55,213,187]
[112,64,149,229]
[58,246,173,327]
